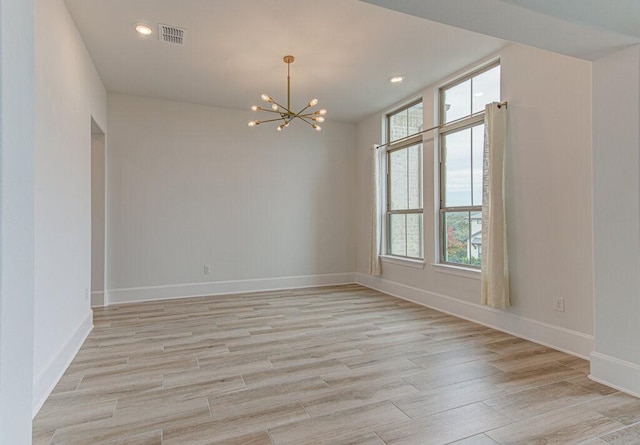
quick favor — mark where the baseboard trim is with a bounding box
[356,273,594,359]
[590,351,640,398]
[32,311,93,417]
[106,273,357,305]
[91,290,104,308]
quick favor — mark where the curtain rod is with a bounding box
[375,101,508,150]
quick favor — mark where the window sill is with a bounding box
[380,255,425,269]
[431,263,481,280]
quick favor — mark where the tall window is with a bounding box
[386,101,423,259]
[439,63,500,267]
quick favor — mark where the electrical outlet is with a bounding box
[203,265,211,275]
[553,297,565,312]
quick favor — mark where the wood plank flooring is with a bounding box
[33,284,640,444]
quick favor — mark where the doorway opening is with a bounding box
[91,118,106,307]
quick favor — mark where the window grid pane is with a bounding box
[470,211,482,265]
[444,129,472,208]
[389,213,407,257]
[444,211,472,266]
[389,149,409,210]
[471,65,501,114]
[406,213,423,259]
[444,79,471,123]
[388,212,423,259]
[407,102,423,136]
[472,124,485,207]
[389,109,408,141]
[407,144,422,209]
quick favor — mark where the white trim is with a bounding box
[384,94,424,121]
[106,273,356,305]
[590,351,640,398]
[380,255,425,269]
[431,263,481,280]
[91,290,104,308]
[356,273,593,359]
[32,311,93,417]
[436,55,502,90]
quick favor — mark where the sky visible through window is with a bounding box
[444,65,500,124]
[444,124,485,207]
[443,65,500,207]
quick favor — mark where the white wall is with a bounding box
[591,45,640,396]
[91,131,106,307]
[0,0,35,441]
[106,94,356,303]
[356,43,595,358]
[33,0,107,413]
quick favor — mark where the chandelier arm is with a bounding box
[294,104,311,116]
[270,99,290,113]
[297,116,316,127]
[257,117,289,124]
[255,108,284,115]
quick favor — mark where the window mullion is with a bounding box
[440,113,484,135]
[467,211,472,263]
[406,145,409,211]
[440,206,480,213]
[388,134,422,152]
[470,127,474,207]
[404,214,408,257]
[390,209,423,215]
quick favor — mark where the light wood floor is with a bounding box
[33,284,640,445]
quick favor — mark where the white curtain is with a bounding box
[481,103,509,308]
[369,145,382,276]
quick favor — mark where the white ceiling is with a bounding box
[63,0,508,123]
[65,0,640,123]
[499,0,640,40]
[361,0,640,61]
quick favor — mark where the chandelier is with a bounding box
[248,55,327,131]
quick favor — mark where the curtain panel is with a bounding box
[481,103,510,308]
[370,145,382,276]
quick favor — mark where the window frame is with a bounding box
[438,61,500,269]
[385,99,424,261]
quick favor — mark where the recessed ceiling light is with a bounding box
[135,24,153,36]
[389,76,404,83]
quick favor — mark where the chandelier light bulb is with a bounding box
[318,109,327,115]
[277,124,284,131]
[308,98,318,107]
[313,124,321,131]
[251,105,259,111]
[248,121,258,127]
[315,116,325,123]
[271,103,279,111]
[261,94,272,102]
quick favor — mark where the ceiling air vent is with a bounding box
[158,24,185,45]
